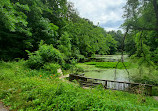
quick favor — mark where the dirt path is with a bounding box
[0,102,9,111]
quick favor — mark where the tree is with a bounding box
[0,0,31,60]
[0,0,118,62]
[123,0,158,64]
[107,30,123,52]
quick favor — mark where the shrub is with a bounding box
[62,63,71,70]
[43,63,60,74]
[76,54,85,62]
[26,42,65,69]
[38,44,64,65]
[26,51,43,69]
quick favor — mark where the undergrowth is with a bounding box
[0,61,158,110]
[129,60,158,96]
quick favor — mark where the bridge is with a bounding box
[69,74,153,96]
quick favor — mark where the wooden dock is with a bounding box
[69,74,153,96]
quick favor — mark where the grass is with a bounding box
[85,62,131,69]
[0,60,158,110]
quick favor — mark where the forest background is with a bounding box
[0,0,157,66]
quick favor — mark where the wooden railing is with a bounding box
[69,74,153,96]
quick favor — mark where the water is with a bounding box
[85,69,130,82]
[83,55,130,82]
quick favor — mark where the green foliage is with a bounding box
[58,32,72,58]
[26,51,43,69]
[70,58,77,73]
[108,30,124,52]
[123,0,158,65]
[0,0,31,61]
[85,62,130,69]
[62,63,71,70]
[152,87,158,96]
[38,43,64,64]
[64,18,117,58]
[0,0,118,62]
[134,75,158,96]
[43,63,60,74]
[0,0,29,32]
[105,34,118,54]
[26,42,64,69]
[0,0,60,60]
[62,58,84,74]
[0,61,158,110]
[131,63,158,85]
[127,59,158,95]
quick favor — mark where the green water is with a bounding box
[85,69,130,82]
[78,55,131,82]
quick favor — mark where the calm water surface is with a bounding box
[84,55,131,82]
[85,69,130,82]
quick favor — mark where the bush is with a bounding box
[38,44,64,65]
[26,42,65,69]
[43,63,60,74]
[62,63,71,70]
[26,52,43,69]
[76,54,85,62]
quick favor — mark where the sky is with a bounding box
[67,0,126,31]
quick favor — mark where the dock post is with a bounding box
[104,81,107,89]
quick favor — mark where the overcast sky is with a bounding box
[68,0,126,31]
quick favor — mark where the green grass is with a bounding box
[85,62,131,69]
[0,61,158,110]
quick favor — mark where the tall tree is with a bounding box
[123,0,158,64]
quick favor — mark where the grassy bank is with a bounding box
[0,61,158,110]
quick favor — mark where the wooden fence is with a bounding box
[69,74,153,96]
